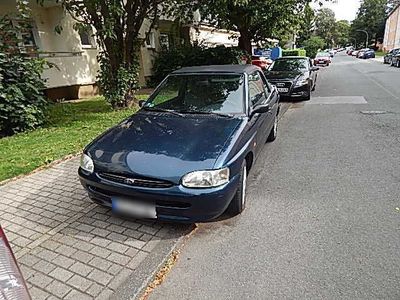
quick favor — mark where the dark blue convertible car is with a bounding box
[79,65,280,222]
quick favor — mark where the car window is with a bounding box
[248,72,266,107]
[270,59,309,72]
[145,74,245,114]
[258,71,271,96]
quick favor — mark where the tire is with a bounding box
[303,85,311,101]
[312,78,317,91]
[397,60,400,68]
[267,114,278,142]
[228,161,247,216]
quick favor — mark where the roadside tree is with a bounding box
[314,8,336,48]
[303,36,326,58]
[51,0,178,108]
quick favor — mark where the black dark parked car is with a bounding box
[264,56,318,101]
[79,65,280,222]
[390,52,400,68]
[384,48,400,65]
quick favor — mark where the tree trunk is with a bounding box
[238,29,253,58]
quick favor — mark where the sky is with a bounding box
[311,0,361,21]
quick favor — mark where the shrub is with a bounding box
[282,49,307,57]
[0,12,48,136]
[302,36,326,59]
[151,45,247,86]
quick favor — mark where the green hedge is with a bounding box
[282,49,307,57]
[150,45,248,86]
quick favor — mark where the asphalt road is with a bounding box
[149,54,400,300]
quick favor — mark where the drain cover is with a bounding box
[360,111,388,115]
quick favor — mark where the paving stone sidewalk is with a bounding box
[0,158,189,299]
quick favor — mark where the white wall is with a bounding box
[190,25,239,47]
[0,1,99,89]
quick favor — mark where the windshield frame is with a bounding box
[144,72,248,116]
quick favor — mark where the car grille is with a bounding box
[98,173,174,188]
[270,81,292,89]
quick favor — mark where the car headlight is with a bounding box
[295,76,308,87]
[80,153,94,174]
[182,168,230,188]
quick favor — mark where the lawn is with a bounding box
[0,95,149,182]
[375,51,385,57]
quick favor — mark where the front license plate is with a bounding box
[112,197,156,219]
[277,88,289,93]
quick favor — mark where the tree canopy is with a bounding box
[350,0,388,47]
[314,8,336,48]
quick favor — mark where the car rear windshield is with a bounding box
[269,59,308,72]
[145,74,245,114]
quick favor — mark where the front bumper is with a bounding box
[314,60,329,65]
[78,168,240,223]
[277,83,309,98]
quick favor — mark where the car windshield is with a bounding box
[144,74,245,114]
[316,52,329,57]
[269,59,308,72]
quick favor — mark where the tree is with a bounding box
[303,36,325,58]
[350,0,387,47]
[297,4,316,45]
[53,0,177,108]
[314,8,336,48]
[187,0,320,54]
[333,20,350,47]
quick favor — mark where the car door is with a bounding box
[248,71,270,155]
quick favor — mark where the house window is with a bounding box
[79,28,96,48]
[11,19,40,52]
[145,32,156,49]
[159,33,170,50]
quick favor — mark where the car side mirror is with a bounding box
[138,100,146,108]
[251,104,270,116]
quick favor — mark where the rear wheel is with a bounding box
[228,161,247,216]
[312,78,317,91]
[267,114,278,142]
[397,60,400,68]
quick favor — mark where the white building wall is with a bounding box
[0,1,99,90]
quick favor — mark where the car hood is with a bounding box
[86,111,243,182]
[265,70,303,81]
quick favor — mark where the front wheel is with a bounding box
[228,161,247,216]
[303,85,311,101]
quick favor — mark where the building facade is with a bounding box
[1,1,241,100]
[383,4,400,51]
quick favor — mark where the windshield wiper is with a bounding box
[177,110,234,118]
[142,107,184,117]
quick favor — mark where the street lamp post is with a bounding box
[357,30,369,48]
[351,38,357,48]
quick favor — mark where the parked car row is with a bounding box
[383,48,400,67]
[79,56,319,223]
[347,48,376,59]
